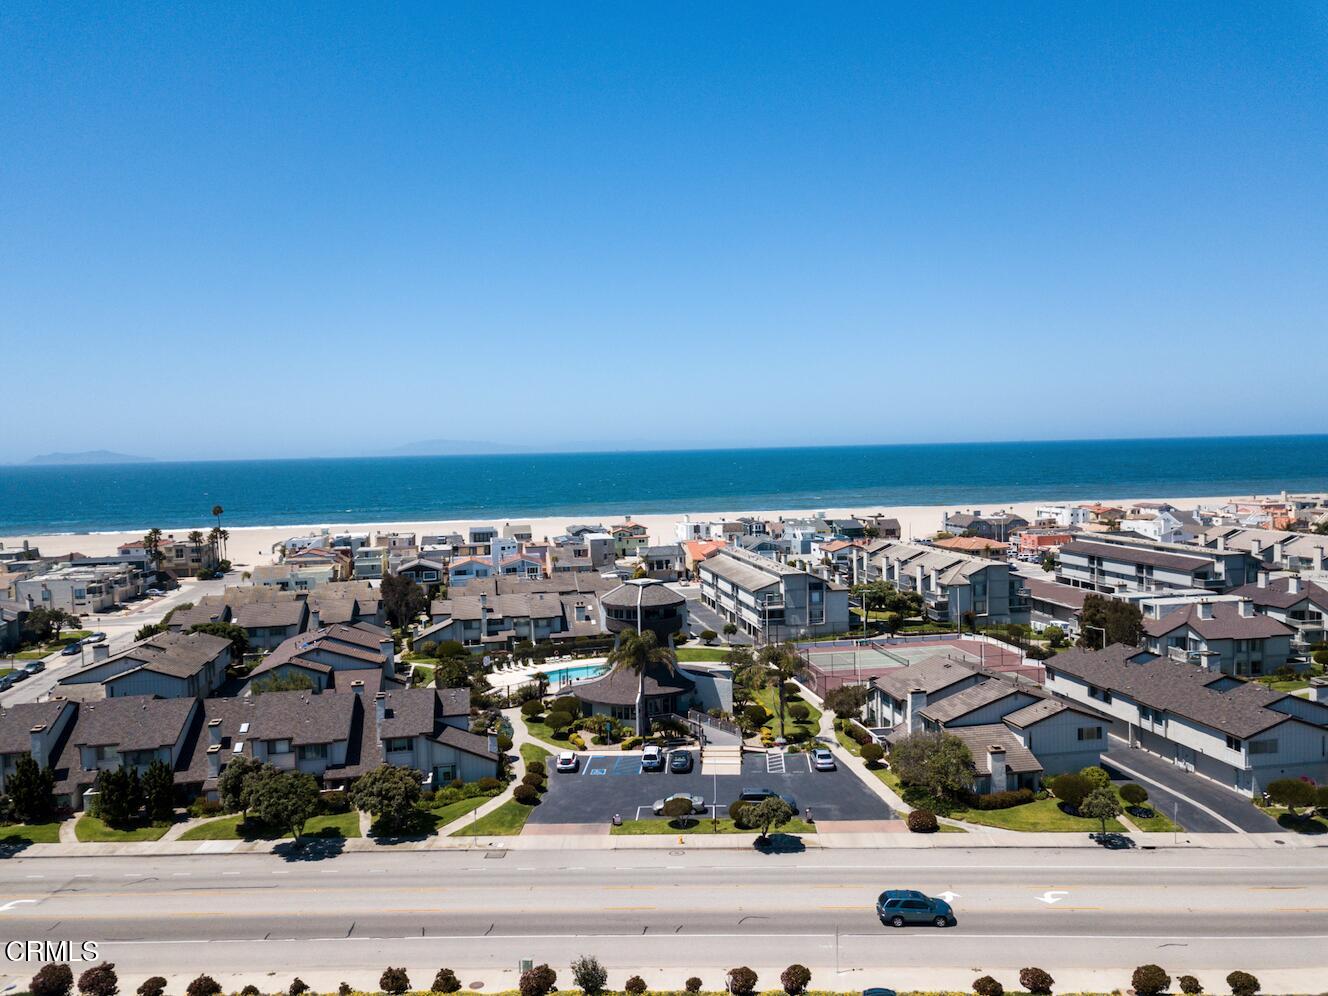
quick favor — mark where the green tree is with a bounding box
[141,759,176,823]
[21,607,80,645]
[142,527,165,568]
[1080,786,1122,833]
[6,754,56,823]
[570,956,608,996]
[1048,772,1092,811]
[381,574,427,628]
[661,795,697,827]
[93,766,143,828]
[758,642,805,738]
[888,731,974,801]
[189,621,249,658]
[1119,782,1149,808]
[1078,594,1144,649]
[823,683,867,718]
[134,622,168,641]
[249,770,320,842]
[250,673,316,695]
[749,795,795,840]
[31,964,75,996]
[77,963,118,996]
[210,505,226,559]
[722,622,738,637]
[1266,777,1317,815]
[350,764,422,834]
[606,627,676,736]
[432,657,472,690]
[218,756,266,817]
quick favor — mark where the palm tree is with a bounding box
[142,527,164,567]
[758,641,806,739]
[606,627,676,737]
[211,505,225,558]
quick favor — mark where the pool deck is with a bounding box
[485,655,610,690]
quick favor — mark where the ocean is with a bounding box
[2,435,1326,535]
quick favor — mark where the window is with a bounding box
[384,737,413,753]
[267,739,292,755]
[1226,735,1242,751]
[297,743,328,761]
[1076,726,1102,741]
[1247,739,1278,755]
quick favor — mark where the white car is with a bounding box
[146,587,166,597]
[812,748,836,771]
[555,751,579,773]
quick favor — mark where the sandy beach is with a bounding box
[0,494,1241,570]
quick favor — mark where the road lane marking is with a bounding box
[604,906,655,911]
[1036,890,1069,904]
[0,900,37,912]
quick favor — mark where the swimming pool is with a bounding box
[542,663,609,684]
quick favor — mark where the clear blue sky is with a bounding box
[3,3,1326,462]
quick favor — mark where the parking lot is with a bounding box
[528,748,896,825]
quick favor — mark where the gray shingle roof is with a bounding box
[945,724,1043,775]
[1060,540,1213,572]
[1143,601,1293,641]
[919,680,1027,724]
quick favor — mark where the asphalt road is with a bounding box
[1,848,1323,983]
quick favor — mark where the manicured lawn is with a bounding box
[409,664,435,686]
[449,798,536,836]
[1122,797,1182,833]
[675,647,730,662]
[178,811,361,841]
[521,742,552,766]
[425,796,491,829]
[75,816,172,842]
[950,797,1125,833]
[1258,805,1328,834]
[0,822,62,844]
[754,684,821,741]
[520,715,585,752]
[611,817,817,835]
[15,650,50,660]
[937,823,968,833]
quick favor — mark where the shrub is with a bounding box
[431,968,461,993]
[1266,777,1317,813]
[526,759,546,778]
[514,783,540,804]
[77,964,118,996]
[520,699,545,717]
[497,733,514,751]
[685,979,702,994]
[570,955,608,996]
[522,771,545,789]
[859,742,884,766]
[187,797,224,818]
[288,979,309,996]
[972,976,1004,996]
[136,979,166,996]
[1019,967,1054,995]
[973,788,1035,810]
[1131,964,1170,996]
[1049,772,1091,810]
[624,976,647,995]
[906,809,938,833]
[240,988,260,996]
[519,963,557,996]
[1225,971,1260,996]
[546,710,574,732]
[780,964,811,995]
[1314,647,1328,666]
[1177,975,1203,995]
[1119,782,1149,807]
[31,964,75,996]
[726,967,757,996]
[742,704,768,730]
[379,968,410,995]
[1079,765,1111,790]
[551,695,580,716]
[184,978,221,996]
[700,629,718,643]
[729,799,753,829]
[476,776,503,792]
[338,985,352,996]
[788,702,810,723]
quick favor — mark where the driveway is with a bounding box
[671,584,754,645]
[1102,744,1280,834]
[531,749,894,825]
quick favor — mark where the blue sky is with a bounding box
[2,3,1326,461]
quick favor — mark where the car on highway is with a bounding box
[640,745,665,771]
[812,748,836,770]
[668,750,693,773]
[61,642,84,656]
[85,632,107,644]
[23,661,46,674]
[739,786,797,810]
[653,792,705,816]
[555,751,579,773]
[875,890,955,928]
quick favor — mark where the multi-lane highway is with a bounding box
[1,848,1323,991]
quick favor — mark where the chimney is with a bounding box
[1315,547,1327,572]
[987,745,1007,794]
[1239,600,1254,618]
[1198,601,1213,620]
[28,724,49,766]
[1257,571,1268,589]
[1287,576,1301,595]
[351,679,365,697]
[1271,541,1284,564]
[93,643,110,662]
[206,744,222,779]
[207,718,223,747]
[1249,538,1262,558]
[929,568,940,591]
[379,636,395,674]
[374,691,387,726]
[1217,535,1226,551]
[914,564,925,592]
[907,688,926,733]
[308,608,320,631]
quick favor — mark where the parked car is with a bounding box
[875,890,955,928]
[61,642,83,656]
[812,748,836,771]
[22,661,45,674]
[555,751,579,773]
[652,792,705,816]
[863,989,898,996]
[739,786,797,811]
[9,669,29,683]
[640,745,665,771]
[668,750,693,773]
[84,632,107,644]
[146,588,166,597]
[0,674,15,691]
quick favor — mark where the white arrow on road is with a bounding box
[0,900,37,912]
[937,891,960,903]
[1036,890,1069,905]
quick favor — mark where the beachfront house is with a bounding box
[698,547,849,641]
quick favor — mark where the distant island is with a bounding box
[386,438,531,457]
[24,450,155,466]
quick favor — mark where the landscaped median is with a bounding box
[178,811,361,842]
[610,816,816,835]
[0,821,62,844]
[449,743,551,837]
[75,815,173,842]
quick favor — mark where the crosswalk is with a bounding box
[765,749,786,774]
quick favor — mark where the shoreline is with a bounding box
[0,492,1246,569]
